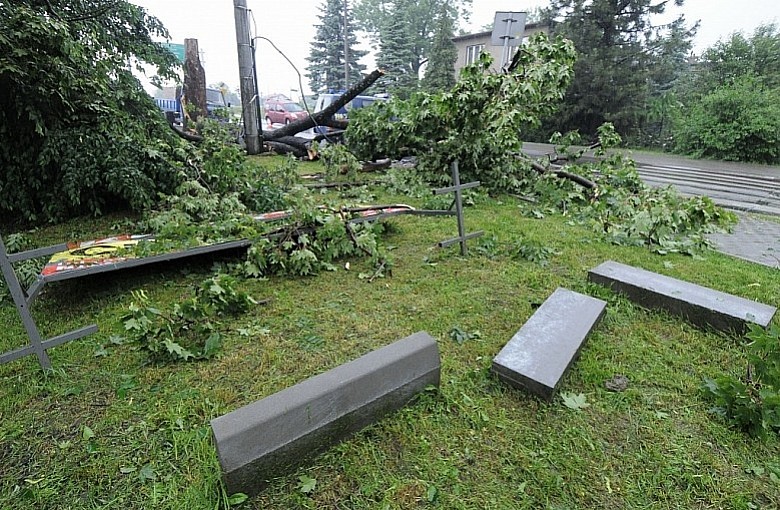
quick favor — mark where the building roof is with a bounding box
[452,21,546,43]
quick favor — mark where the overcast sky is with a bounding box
[131,0,780,98]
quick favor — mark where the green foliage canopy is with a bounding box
[673,76,780,164]
[374,0,418,98]
[354,0,471,80]
[672,24,780,163]
[347,34,577,192]
[0,1,186,222]
[694,23,780,92]
[421,3,458,92]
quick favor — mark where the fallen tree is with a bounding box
[261,69,385,157]
[344,34,579,192]
[169,69,385,158]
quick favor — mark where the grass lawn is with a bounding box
[1,156,779,509]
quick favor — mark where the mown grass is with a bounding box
[1,157,779,509]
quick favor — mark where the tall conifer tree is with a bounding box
[375,0,417,97]
[543,0,695,140]
[307,0,367,94]
[422,4,457,91]
[355,0,470,83]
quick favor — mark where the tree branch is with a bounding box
[264,69,385,139]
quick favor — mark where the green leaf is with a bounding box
[163,338,195,361]
[124,318,140,331]
[561,392,590,411]
[82,425,95,441]
[298,475,316,494]
[109,335,125,345]
[227,493,248,505]
[138,464,156,481]
[203,333,222,358]
[426,485,438,502]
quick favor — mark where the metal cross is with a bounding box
[434,161,484,256]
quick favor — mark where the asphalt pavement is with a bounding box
[707,213,780,269]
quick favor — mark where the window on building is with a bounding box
[465,44,485,65]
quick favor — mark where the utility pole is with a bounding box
[344,0,349,89]
[233,0,262,154]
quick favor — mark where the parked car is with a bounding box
[264,99,308,125]
[312,93,387,133]
[154,86,229,125]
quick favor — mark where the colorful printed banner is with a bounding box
[41,234,152,277]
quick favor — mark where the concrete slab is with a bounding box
[492,288,606,401]
[588,260,777,334]
[211,331,440,496]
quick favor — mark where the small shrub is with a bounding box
[509,236,558,266]
[702,324,780,438]
[673,77,780,164]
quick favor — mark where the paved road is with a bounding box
[707,214,780,269]
[522,143,780,269]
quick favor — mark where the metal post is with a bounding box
[500,16,514,68]
[433,161,483,255]
[234,0,261,154]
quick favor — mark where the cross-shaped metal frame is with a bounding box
[434,161,484,255]
[0,235,97,370]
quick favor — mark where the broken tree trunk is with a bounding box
[264,69,384,140]
[183,39,207,123]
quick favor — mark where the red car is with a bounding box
[264,99,308,125]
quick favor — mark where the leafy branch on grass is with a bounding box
[243,197,392,279]
[449,326,482,345]
[122,274,257,362]
[702,324,780,438]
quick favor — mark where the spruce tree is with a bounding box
[422,4,457,92]
[307,0,368,94]
[375,0,417,98]
[543,0,695,141]
[355,0,470,82]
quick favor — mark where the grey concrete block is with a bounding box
[588,260,776,334]
[211,331,440,496]
[492,288,606,401]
